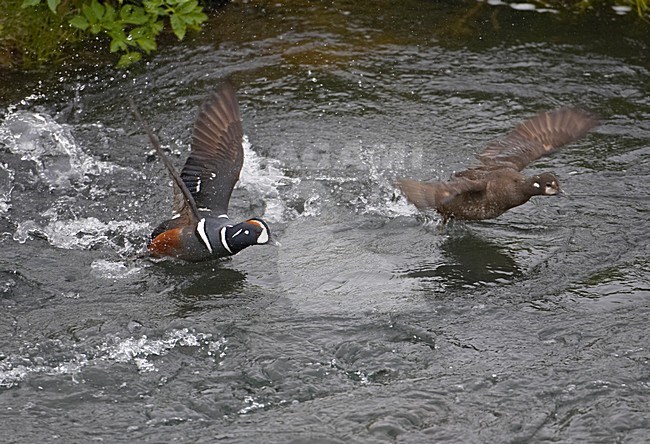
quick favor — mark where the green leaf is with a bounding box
[82,2,99,23]
[107,27,128,45]
[120,5,149,25]
[144,0,165,7]
[150,20,164,35]
[119,4,132,20]
[129,25,146,39]
[21,0,41,8]
[136,37,157,53]
[110,38,127,53]
[90,0,105,20]
[143,0,166,16]
[69,15,90,30]
[117,51,142,68]
[46,0,60,13]
[170,13,186,40]
[176,0,197,15]
[184,10,207,26]
[103,2,116,22]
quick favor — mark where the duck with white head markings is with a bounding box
[129,81,277,261]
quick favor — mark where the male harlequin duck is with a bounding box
[397,107,599,224]
[130,83,274,261]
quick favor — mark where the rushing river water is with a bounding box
[1,1,649,442]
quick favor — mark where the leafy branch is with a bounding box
[19,0,207,67]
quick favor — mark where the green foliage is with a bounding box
[65,0,207,66]
[1,0,75,66]
[22,0,61,13]
[2,0,207,67]
[630,0,649,16]
[1,0,647,69]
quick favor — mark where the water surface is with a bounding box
[1,1,649,442]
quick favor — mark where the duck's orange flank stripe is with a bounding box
[148,228,183,257]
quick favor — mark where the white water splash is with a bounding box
[14,217,149,254]
[238,396,268,414]
[239,135,296,222]
[0,163,14,214]
[486,1,558,13]
[362,192,420,218]
[302,193,322,217]
[0,329,228,387]
[0,110,123,189]
[105,329,226,373]
[90,259,142,279]
[0,106,148,256]
[353,143,420,218]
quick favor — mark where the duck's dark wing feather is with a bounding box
[477,107,599,171]
[180,83,244,216]
[396,177,486,210]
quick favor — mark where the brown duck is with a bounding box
[397,107,599,224]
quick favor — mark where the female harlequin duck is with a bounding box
[130,83,274,261]
[397,107,599,224]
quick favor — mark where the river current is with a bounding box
[0,1,648,442]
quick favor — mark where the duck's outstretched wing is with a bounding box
[180,83,244,216]
[396,177,486,210]
[477,107,599,171]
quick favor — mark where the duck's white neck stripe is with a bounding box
[196,218,212,254]
[257,225,269,244]
[220,226,233,254]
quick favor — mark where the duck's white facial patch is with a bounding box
[231,228,243,238]
[257,225,269,244]
[196,218,213,254]
[545,181,559,195]
[220,226,233,254]
[533,182,541,188]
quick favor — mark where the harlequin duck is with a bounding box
[130,83,274,261]
[397,107,599,224]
